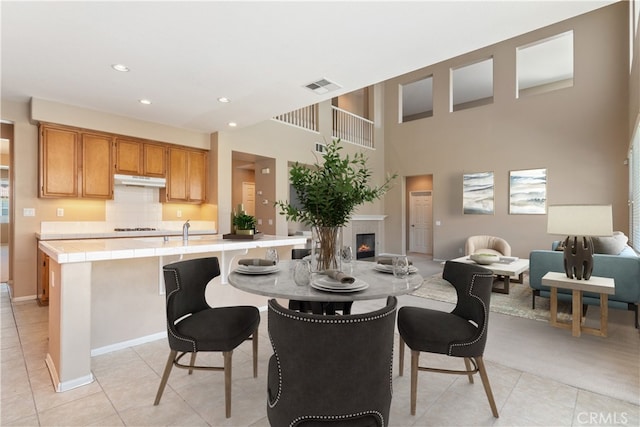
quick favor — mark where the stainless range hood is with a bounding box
[114,174,166,188]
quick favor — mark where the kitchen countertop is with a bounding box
[36,229,218,241]
[38,234,308,264]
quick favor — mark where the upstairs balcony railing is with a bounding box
[273,104,375,149]
[273,105,318,132]
[331,106,374,149]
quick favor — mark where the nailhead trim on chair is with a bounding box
[270,305,396,323]
[267,333,283,409]
[290,411,385,427]
[164,268,197,353]
[268,301,397,419]
[448,271,493,356]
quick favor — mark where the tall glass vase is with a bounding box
[311,226,342,272]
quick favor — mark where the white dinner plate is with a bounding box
[311,278,369,293]
[373,264,418,274]
[235,265,280,275]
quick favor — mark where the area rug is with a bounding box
[412,273,573,323]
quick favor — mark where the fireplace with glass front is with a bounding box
[356,233,376,260]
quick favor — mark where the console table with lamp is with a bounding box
[543,204,616,337]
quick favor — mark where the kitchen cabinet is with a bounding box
[114,137,166,177]
[162,147,207,203]
[39,125,79,197]
[39,123,113,199]
[143,143,166,177]
[114,137,142,175]
[81,132,113,198]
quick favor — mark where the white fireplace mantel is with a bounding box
[350,215,387,221]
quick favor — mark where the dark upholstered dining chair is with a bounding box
[397,261,499,418]
[267,296,398,426]
[153,257,260,418]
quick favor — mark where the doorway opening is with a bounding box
[405,174,433,258]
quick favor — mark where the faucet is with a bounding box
[183,219,190,242]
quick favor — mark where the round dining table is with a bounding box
[227,260,424,304]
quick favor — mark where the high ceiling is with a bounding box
[1,1,614,134]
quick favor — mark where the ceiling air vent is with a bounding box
[305,78,341,95]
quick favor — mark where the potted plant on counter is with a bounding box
[275,138,396,272]
[233,212,257,235]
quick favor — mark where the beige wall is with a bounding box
[383,2,630,260]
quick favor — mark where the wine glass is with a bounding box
[293,260,312,286]
[393,255,410,279]
[341,246,353,263]
[265,248,279,264]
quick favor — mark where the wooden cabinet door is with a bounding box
[188,150,207,203]
[164,147,207,203]
[40,125,79,197]
[82,133,113,199]
[166,147,189,201]
[115,138,142,175]
[143,143,166,177]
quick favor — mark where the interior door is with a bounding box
[409,191,432,254]
[242,182,256,216]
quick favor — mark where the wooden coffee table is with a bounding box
[450,256,529,294]
[541,272,615,337]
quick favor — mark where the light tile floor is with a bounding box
[1,278,639,426]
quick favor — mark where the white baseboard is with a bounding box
[46,353,94,392]
[90,331,167,356]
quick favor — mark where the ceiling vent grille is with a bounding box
[305,78,341,95]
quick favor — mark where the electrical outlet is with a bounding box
[268,219,273,225]
[176,210,182,218]
[56,208,64,217]
[257,219,262,225]
[435,220,441,226]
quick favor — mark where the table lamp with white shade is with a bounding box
[547,204,613,280]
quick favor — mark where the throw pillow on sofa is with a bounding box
[592,231,628,255]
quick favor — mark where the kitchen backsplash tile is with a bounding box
[41,187,215,234]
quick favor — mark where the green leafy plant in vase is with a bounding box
[275,138,396,271]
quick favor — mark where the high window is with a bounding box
[516,31,574,98]
[400,76,433,122]
[451,57,494,112]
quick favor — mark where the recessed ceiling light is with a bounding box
[218,97,231,103]
[228,122,237,127]
[139,99,152,105]
[111,64,130,72]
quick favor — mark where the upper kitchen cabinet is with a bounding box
[114,137,166,177]
[162,146,208,203]
[39,124,79,198]
[143,143,166,177]
[39,123,113,199]
[81,132,113,199]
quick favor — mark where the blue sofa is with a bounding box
[529,244,640,328]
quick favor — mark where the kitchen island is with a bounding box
[38,234,307,393]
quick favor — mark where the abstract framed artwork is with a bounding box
[463,171,494,214]
[509,168,547,214]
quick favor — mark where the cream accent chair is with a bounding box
[465,235,511,257]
